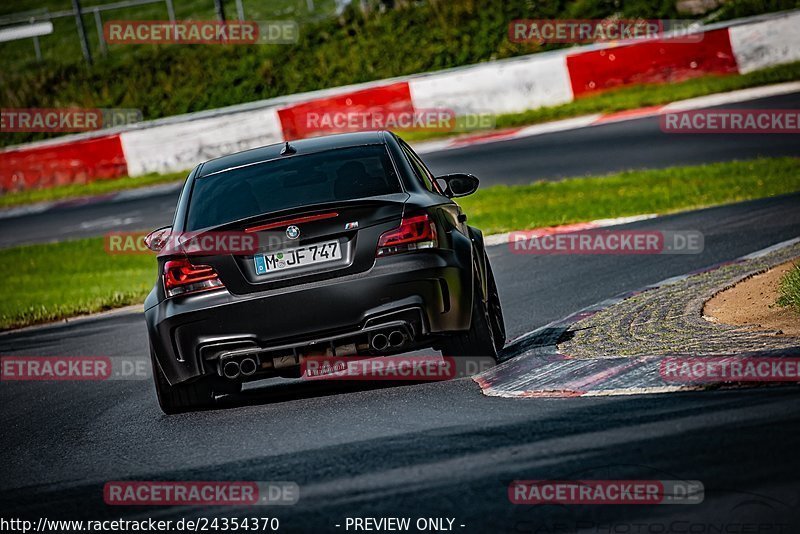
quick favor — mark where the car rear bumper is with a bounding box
[146,251,471,385]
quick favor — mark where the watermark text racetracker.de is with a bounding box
[509,479,704,505]
[104,20,298,44]
[302,355,495,381]
[508,19,703,44]
[1,108,142,133]
[104,481,298,506]
[0,356,149,381]
[661,109,800,134]
[307,109,454,132]
[660,356,800,383]
[105,230,263,255]
[509,230,703,255]
[304,109,495,134]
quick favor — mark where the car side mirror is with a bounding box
[436,173,479,198]
[144,226,172,252]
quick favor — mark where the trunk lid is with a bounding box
[186,194,408,295]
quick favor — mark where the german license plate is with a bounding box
[254,240,341,274]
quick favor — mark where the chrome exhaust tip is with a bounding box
[240,357,257,376]
[222,360,241,380]
[370,333,389,352]
[388,330,406,348]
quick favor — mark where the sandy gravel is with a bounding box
[704,259,800,337]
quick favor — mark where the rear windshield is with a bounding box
[185,144,401,230]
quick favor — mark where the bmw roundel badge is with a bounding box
[286,225,300,240]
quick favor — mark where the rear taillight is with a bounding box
[163,259,224,298]
[376,212,438,257]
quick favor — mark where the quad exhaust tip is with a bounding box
[370,330,407,352]
[388,330,406,348]
[222,360,240,380]
[222,357,258,379]
[240,357,257,376]
[370,333,389,352]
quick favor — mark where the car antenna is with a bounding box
[280,141,297,155]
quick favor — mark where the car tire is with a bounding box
[150,348,216,414]
[443,257,504,361]
[485,258,506,352]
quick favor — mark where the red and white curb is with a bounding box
[475,237,800,398]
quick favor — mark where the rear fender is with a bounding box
[468,225,487,302]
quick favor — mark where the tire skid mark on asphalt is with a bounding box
[477,236,800,398]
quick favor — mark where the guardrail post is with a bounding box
[93,8,107,55]
[165,0,175,22]
[214,0,226,22]
[71,0,93,64]
[33,34,42,61]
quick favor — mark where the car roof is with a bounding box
[197,131,391,177]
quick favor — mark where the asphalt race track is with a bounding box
[423,92,800,185]
[1,92,798,248]
[2,191,800,530]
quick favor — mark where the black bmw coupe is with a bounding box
[144,131,505,413]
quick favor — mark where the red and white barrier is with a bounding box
[0,134,126,191]
[277,82,414,140]
[728,14,800,74]
[408,53,573,115]
[566,28,739,96]
[1,10,798,191]
[120,106,283,177]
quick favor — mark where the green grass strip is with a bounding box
[777,262,800,313]
[0,238,156,330]
[459,157,800,234]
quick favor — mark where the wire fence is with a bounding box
[0,0,345,65]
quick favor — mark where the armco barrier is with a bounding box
[120,106,283,177]
[1,10,798,190]
[408,52,573,115]
[728,14,800,74]
[0,134,126,192]
[566,28,739,96]
[277,81,414,139]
